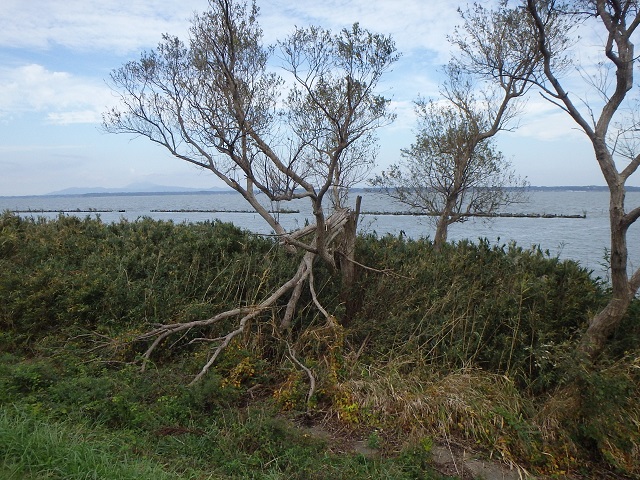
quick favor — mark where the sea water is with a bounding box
[2,189,639,281]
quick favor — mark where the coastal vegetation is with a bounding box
[3,0,640,478]
[2,213,639,478]
[101,0,640,389]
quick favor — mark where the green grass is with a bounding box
[0,404,453,480]
[0,348,454,479]
[0,407,180,480]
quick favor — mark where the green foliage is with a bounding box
[0,213,297,355]
[605,298,640,359]
[0,368,451,479]
[350,234,605,391]
[571,356,640,474]
[0,353,239,433]
[4,359,58,395]
[2,213,638,477]
[0,406,178,480]
[397,437,436,480]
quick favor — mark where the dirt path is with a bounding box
[297,417,531,480]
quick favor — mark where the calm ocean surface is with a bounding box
[2,190,639,281]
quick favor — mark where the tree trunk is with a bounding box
[339,196,361,325]
[434,197,456,251]
[579,183,635,360]
[579,296,632,360]
[433,217,448,251]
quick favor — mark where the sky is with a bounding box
[0,0,631,197]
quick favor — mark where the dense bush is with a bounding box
[0,212,623,397]
[0,213,301,354]
[2,213,639,477]
[350,234,607,391]
[1,214,606,374]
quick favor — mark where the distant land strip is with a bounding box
[11,208,586,218]
[150,209,301,214]
[361,211,587,219]
[10,208,299,214]
[12,209,125,213]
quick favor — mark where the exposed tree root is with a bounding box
[103,0,396,387]
[287,342,317,409]
[135,209,356,385]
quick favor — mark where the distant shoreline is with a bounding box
[2,185,640,200]
[8,208,586,219]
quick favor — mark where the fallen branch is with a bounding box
[287,342,316,409]
[133,207,364,384]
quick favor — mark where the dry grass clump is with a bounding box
[335,355,543,469]
[335,351,640,477]
[536,354,640,477]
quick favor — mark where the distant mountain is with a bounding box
[46,182,230,196]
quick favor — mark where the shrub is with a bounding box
[0,213,297,356]
[2,213,638,477]
[349,235,606,391]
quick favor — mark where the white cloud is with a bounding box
[0,0,465,60]
[0,0,457,130]
[0,64,111,123]
[47,110,103,125]
[260,0,468,62]
[385,99,416,132]
[0,144,85,153]
[0,0,205,53]
[515,110,586,142]
[5,0,451,56]
[0,0,630,195]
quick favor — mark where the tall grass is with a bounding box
[2,214,639,477]
[0,406,181,480]
[349,235,606,391]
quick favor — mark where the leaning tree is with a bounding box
[465,0,640,360]
[371,4,537,250]
[103,0,397,384]
[520,0,640,360]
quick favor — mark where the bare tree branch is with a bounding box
[103,0,398,381]
[287,342,316,408]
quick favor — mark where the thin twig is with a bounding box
[307,256,330,320]
[335,250,413,279]
[187,335,228,345]
[189,309,262,385]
